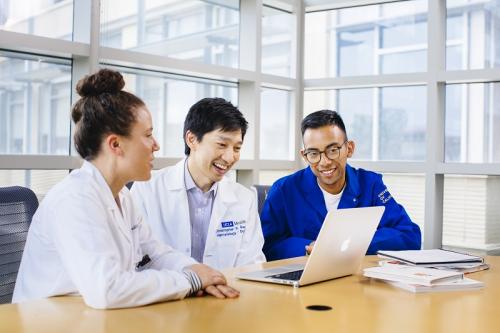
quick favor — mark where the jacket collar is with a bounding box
[301,165,359,192]
[301,163,360,214]
[301,167,327,217]
[338,164,361,209]
[344,164,360,198]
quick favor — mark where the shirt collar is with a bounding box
[317,178,345,198]
[184,159,218,195]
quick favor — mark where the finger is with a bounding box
[195,290,205,297]
[212,274,227,285]
[216,284,240,298]
[205,285,226,299]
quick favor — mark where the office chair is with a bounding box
[252,185,271,215]
[0,186,38,304]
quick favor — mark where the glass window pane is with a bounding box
[446,44,463,70]
[337,28,374,77]
[0,1,73,40]
[446,0,500,70]
[304,86,426,161]
[381,50,426,74]
[304,0,428,79]
[101,0,240,68]
[443,175,500,253]
[380,17,427,49]
[379,86,426,161]
[303,90,336,118]
[445,82,500,163]
[260,88,293,160]
[338,88,373,160]
[111,67,238,158]
[0,52,72,155]
[262,6,295,77]
[304,89,372,159]
[0,169,69,200]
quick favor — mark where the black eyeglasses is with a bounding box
[303,140,348,164]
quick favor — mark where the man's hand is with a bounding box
[305,241,315,255]
[187,264,239,299]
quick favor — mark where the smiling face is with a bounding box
[186,128,242,192]
[120,106,160,181]
[301,125,355,195]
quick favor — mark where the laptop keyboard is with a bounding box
[267,269,304,281]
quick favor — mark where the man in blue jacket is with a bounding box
[261,110,421,261]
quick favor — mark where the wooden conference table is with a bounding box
[1,256,499,333]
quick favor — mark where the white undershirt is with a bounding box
[318,180,345,212]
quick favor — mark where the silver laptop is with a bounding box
[237,206,385,287]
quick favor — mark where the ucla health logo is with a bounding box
[221,221,234,228]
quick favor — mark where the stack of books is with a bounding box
[363,249,487,293]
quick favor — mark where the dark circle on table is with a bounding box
[306,305,332,311]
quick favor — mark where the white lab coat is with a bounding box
[13,161,197,309]
[131,159,266,270]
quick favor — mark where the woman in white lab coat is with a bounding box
[12,69,238,309]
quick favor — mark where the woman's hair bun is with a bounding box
[76,68,125,97]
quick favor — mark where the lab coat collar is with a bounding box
[81,160,114,203]
[169,158,234,204]
[183,159,219,196]
[167,159,188,191]
[80,161,129,224]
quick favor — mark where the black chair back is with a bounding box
[253,185,271,215]
[0,186,38,304]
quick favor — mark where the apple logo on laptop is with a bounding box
[340,238,351,252]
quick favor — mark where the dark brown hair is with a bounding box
[71,69,145,160]
[301,110,347,140]
[183,98,248,155]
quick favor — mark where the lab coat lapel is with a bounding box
[81,161,133,244]
[165,159,191,255]
[204,180,236,257]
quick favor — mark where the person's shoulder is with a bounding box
[220,177,253,199]
[151,165,176,184]
[41,169,102,212]
[273,168,308,188]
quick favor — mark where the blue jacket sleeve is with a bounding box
[261,183,312,261]
[367,175,422,254]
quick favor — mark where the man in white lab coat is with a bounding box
[132,98,266,270]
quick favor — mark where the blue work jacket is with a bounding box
[261,164,421,261]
